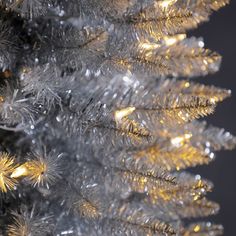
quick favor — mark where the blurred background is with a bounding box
[190,2,236,235]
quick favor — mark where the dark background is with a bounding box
[190,2,236,235]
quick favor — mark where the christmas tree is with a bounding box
[0,0,235,235]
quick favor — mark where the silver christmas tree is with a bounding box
[0,0,235,235]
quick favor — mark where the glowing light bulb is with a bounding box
[0,96,4,103]
[114,107,136,122]
[157,0,177,9]
[193,225,201,232]
[139,42,160,50]
[184,82,190,88]
[11,165,28,178]
[171,133,192,147]
[210,97,217,104]
[163,34,186,46]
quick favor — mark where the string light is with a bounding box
[156,0,177,9]
[139,42,161,50]
[114,107,136,122]
[0,96,4,103]
[11,165,28,178]
[171,133,192,147]
[163,34,186,46]
[193,224,201,232]
[11,155,61,188]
